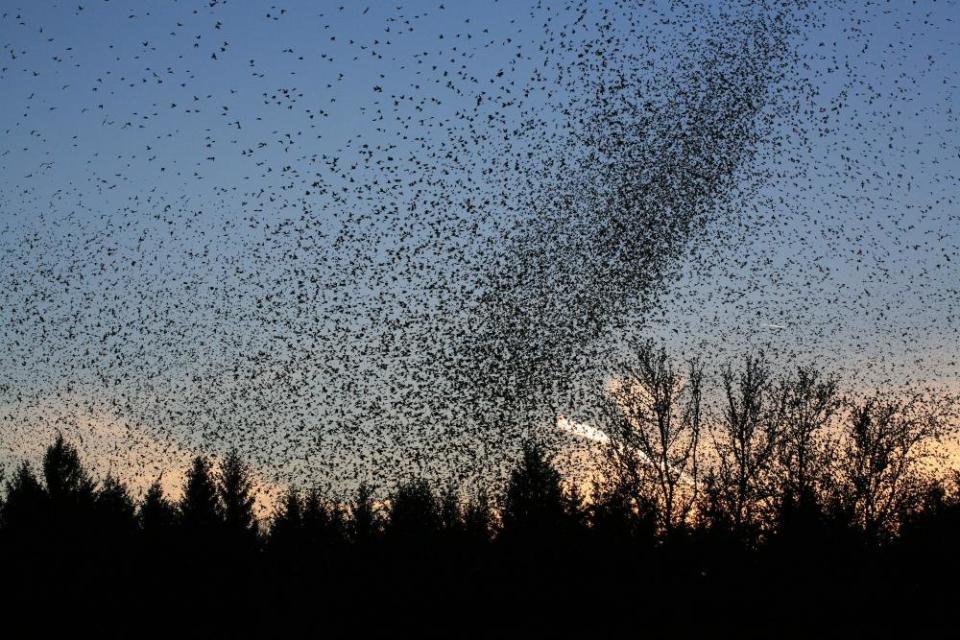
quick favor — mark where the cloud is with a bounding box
[556,415,610,445]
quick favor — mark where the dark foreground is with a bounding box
[2,435,958,638]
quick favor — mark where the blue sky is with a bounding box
[0,0,957,490]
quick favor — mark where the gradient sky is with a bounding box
[1,1,958,494]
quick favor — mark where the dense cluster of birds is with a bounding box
[0,0,957,499]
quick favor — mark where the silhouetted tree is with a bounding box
[711,354,784,538]
[349,482,380,544]
[898,474,960,554]
[773,366,839,536]
[501,442,569,540]
[838,395,943,542]
[43,433,95,515]
[439,485,462,536]
[462,491,493,543]
[219,449,259,546]
[600,341,704,534]
[387,479,441,541]
[270,487,303,552]
[384,478,444,626]
[1,462,47,534]
[179,455,222,532]
[139,479,177,534]
[590,474,657,544]
[95,474,137,538]
[91,473,137,618]
[303,486,345,547]
[698,468,730,532]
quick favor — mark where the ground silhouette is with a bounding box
[1,358,957,638]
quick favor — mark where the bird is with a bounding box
[0,0,956,503]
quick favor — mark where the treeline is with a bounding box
[1,350,959,637]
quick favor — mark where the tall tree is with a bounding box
[349,483,380,544]
[43,434,95,511]
[387,479,440,541]
[1,462,47,533]
[462,491,493,543]
[439,485,463,537]
[590,474,658,544]
[270,487,303,551]
[40,435,96,553]
[95,474,137,538]
[839,395,944,542]
[775,366,839,530]
[179,455,222,532]
[139,479,176,535]
[601,341,704,534]
[711,354,785,537]
[303,487,344,547]
[219,449,258,543]
[500,443,569,540]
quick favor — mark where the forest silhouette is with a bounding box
[2,349,958,638]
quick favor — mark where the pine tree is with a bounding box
[270,487,303,552]
[350,483,379,544]
[42,435,96,548]
[139,479,177,534]
[179,455,221,532]
[462,491,493,543]
[387,479,440,541]
[43,434,95,511]
[501,443,567,540]
[303,487,345,546]
[219,449,258,543]
[95,474,137,537]
[1,462,47,533]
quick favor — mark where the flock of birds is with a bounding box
[0,0,957,500]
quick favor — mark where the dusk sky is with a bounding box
[1,0,958,498]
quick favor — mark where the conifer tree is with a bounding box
[139,479,177,534]
[95,474,137,536]
[501,443,568,540]
[270,487,303,552]
[1,462,47,533]
[43,434,95,511]
[219,449,258,542]
[350,483,379,544]
[179,455,221,532]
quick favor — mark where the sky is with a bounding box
[0,0,958,495]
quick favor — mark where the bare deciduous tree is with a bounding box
[839,394,946,541]
[775,366,840,514]
[710,354,785,536]
[600,340,703,534]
